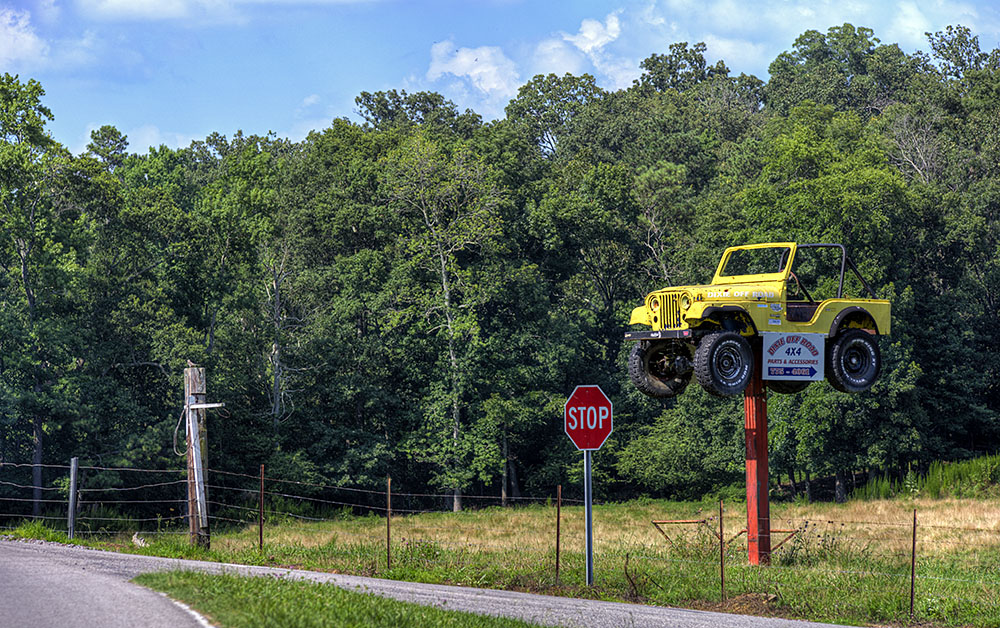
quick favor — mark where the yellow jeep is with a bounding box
[626,242,891,397]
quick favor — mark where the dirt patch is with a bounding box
[687,593,796,619]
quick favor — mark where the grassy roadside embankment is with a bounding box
[9,495,1000,627]
[135,570,542,628]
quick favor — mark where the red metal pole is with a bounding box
[744,340,771,565]
[719,499,725,601]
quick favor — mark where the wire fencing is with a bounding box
[1,460,999,625]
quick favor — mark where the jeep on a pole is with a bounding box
[625,242,891,398]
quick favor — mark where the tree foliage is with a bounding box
[3,24,1000,508]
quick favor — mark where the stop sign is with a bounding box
[564,385,613,451]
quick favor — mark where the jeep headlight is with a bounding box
[681,293,691,310]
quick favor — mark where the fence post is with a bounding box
[386,476,392,570]
[259,463,264,552]
[555,484,561,583]
[719,499,725,603]
[910,508,917,620]
[67,457,78,540]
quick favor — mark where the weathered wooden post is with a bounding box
[185,366,210,549]
[67,457,78,540]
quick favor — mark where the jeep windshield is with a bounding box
[718,246,791,278]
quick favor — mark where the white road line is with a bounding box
[159,593,216,628]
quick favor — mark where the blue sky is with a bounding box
[3,0,1000,154]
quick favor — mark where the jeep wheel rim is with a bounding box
[715,342,744,382]
[843,342,870,377]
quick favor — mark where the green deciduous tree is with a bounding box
[381,131,503,510]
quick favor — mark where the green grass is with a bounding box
[6,520,72,543]
[8,493,1000,628]
[135,570,543,628]
[853,454,1000,500]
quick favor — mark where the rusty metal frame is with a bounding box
[651,518,725,545]
[771,528,799,551]
[651,520,798,551]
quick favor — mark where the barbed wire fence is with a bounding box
[1,461,999,624]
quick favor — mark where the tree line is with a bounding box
[2,23,998,513]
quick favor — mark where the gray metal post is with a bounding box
[187,398,209,531]
[67,457,78,540]
[584,450,594,586]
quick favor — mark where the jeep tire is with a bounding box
[628,340,692,398]
[694,332,753,397]
[827,329,881,393]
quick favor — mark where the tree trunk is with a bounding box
[435,242,463,513]
[835,469,847,503]
[508,460,521,499]
[804,470,812,503]
[501,432,508,507]
[788,467,797,496]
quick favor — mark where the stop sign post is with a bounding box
[564,385,613,586]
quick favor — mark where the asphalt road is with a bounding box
[0,538,850,628]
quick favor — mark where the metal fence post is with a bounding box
[386,476,392,570]
[910,509,917,620]
[556,484,561,583]
[67,457,78,540]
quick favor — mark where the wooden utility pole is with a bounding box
[185,367,210,549]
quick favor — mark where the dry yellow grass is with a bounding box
[212,496,1000,563]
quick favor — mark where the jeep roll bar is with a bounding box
[781,243,877,300]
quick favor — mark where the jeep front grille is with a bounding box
[656,292,684,329]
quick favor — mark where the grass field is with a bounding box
[9,496,1000,627]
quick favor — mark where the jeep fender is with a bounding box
[691,305,759,335]
[629,305,651,326]
[829,306,879,336]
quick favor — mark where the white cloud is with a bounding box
[427,40,520,99]
[560,12,639,89]
[704,0,760,33]
[36,0,61,22]
[301,94,320,107]
[594,55,641,89]
[128,124,198,152]
[0,8,49,68]
[640,1,666,27]
[564,12,621,55]
[702,34,770,71]
[530,38,586,77]
[886,2,933,49]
